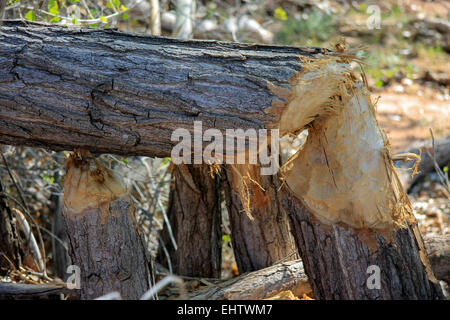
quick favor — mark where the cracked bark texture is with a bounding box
[158,164,222,278]
[222,165,297,273]
[63,198,152,299]
[0,179,23,273]
[281,193,444,300]
[0,22,328,157]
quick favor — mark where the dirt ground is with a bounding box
[376,86,449,152]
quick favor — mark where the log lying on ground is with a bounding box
[424,234,450,283]
[189,259,311,300]
[0,22,328,157]
[158,164,222,278]
[394,137,450,192]
[63,150,153,299]
[0,282,78,300]
[0,22,443,299]
[222,164,297,273]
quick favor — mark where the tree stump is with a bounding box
[62,150,153,299]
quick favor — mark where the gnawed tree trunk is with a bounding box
[190,259,311,300]
[222,164,297,273]
[62,150,153,299]
[0,179,23,273]
[0,22,443,299]
[158,163,222,278]
[278,59,443,299]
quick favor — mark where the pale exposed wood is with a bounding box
[189,259,311,300]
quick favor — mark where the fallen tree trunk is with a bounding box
[0,22,443,299]
[0,282,78,300]
[424,234,450,283]
[189,259,311,300]
[158,164,222,278]
[63,150,153,299]
[222,164,297,273]
[0,22,327,157]
[394,137,450,192]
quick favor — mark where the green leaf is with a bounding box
[375,79,383,88]
[107,1,113,9]
[89,23,98,28]
[113,0,121,8]
[444,166,449,173]
[120,5,128,11]
[42,174,54,185]
[99,16,108,23]
[222,234,231,243]
[121,157,129,165]
[274,7,288,21]
[72,17,78,25]
[122,13,129,20]
[162,157,171,165]
[25,10,36,21]
[48,0,59,15]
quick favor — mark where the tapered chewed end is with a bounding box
[267,56,415,231]
[63,149,128,222]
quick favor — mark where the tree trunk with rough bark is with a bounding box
[0,22,444,299]
[158,163,222,278]
[222,164,297,273]
[0,22,327,157]
[62,150,153,299]
[0,179,23,273]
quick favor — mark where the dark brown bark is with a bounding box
[50,193,70,280]
[63,198,152,299]
[158,164,222,278]
[0,179,22,273]
[0,22,328,157]
[281,192,444,300]
[222,165,297,273]
[190,259,311,300]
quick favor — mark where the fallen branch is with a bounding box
[0,282,78,300]
[425,234,450,283]
[189,259,311,300]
